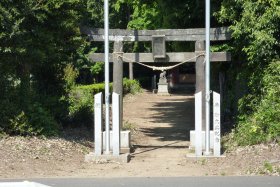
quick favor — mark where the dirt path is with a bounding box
[124,91,193,165]
[121,90,197,176]
[124,90,194,146]
[0,90,279,178]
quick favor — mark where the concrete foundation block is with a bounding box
[102,130,131,153]
[85,152,130,163]
[189,130,214,149]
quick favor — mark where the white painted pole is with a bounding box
[205,0,211,155]
[104,0,110,154]
[195,92,202,156]
[112,92,120,156]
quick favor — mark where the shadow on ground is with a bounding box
[131,141,189,156]
[137,90,195,143]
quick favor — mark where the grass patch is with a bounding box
[122,120,137,134]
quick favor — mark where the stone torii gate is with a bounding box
[81,26,231,127]
[81,27,231,161]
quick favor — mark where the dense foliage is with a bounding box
[233,61,280,145]
[217,0,280,145]
[0,0,132,136]
[0,0,86,136]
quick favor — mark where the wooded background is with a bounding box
[0,0,279,145]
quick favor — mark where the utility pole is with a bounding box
[104,0,110,154]
[205,0,211,155]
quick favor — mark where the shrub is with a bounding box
[75,82,112,95]
[63,64,79,90]
[0,94,19,134]
[67,86,95,126]
[9,102,59,136]
[123,78,142,94]
[66,78,142,126]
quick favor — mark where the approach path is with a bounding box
[124,90,194,146]
[122,90,197,176]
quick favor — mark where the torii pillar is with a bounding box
[113,41,124,128]
[195,40,206,131]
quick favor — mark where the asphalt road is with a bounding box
[1,177,279,187]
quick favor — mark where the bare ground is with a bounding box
[0,90,279,178]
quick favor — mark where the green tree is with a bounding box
[216,0,280,144]
[114,0,212,29]
[0,0,86,135]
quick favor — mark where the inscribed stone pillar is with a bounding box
[213,92,221,156]
[195,40,206,131]
[113,41,123,128]
[94,92,103,156]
